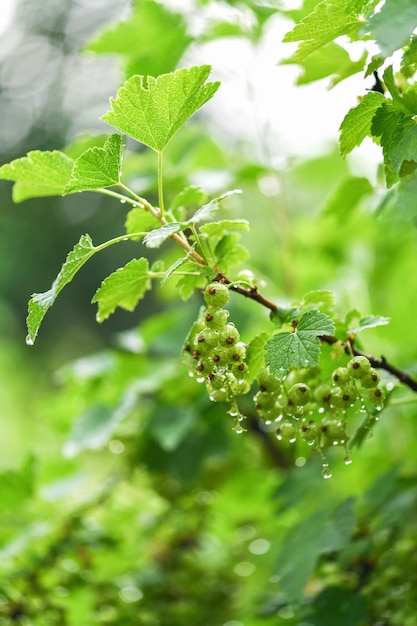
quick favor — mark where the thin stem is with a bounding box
[158,150,165,218]
[93,232,149,253]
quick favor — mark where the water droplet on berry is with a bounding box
[344,456,352,465]
[25,334,34,346]
[264,420,272,425]
[196,376,205,383]
[322,466,333,479]
[289,437,296,443]
[318,407,325,414]
[235,426,244,434]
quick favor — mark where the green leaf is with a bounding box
[27,234,97,344]
[349,315,390,333]
[214,233,249,272]
[170,185,208,220]
[187,189,242,224]
[0,150,74,202]
[282,0,378,62]
[401,35,417,74]
[299,290,336,314]
[160,247,196,286]
[63,384,142,457]
[371,101,417,185]
[85,0,193,79]
[0,457,35,512]
[303,587,368,626]
[397,171,417,218]
[64,134,125,193]
[324,176,373,217]
[339,91,386,157]
[246,332,269,380]
[125,207,160,235]
[284,42,366,87]
[92,258,151,322]
[369,0,417,57]
[265,309,336,376]
[149,405,198,452]
[101,66,220,152]
[143,222,182,248]
[199,219,250,237]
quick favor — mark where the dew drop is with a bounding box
[235,426,244,434]
[25,334,34,346]
[196,376,205,383]
[318,407,325,414]
[264,420,272,426]
[289,437,296,443]
[344,456,352,465]
[322,467,333,479]
[120,198,126,204]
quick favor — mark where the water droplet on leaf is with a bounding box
[25,334,34,346]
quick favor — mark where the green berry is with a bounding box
[211,346,235,366]
[218,324,240,346]
[360,368,381,388]
[329,386,349,408]
[204,307,229,329]
[204,282,229,307]
[314,384,332,405]
[231,342,246,361]
[257,368,282,393]
[197,329,219,348]
[368,386,385,404]
[332,366,351,386]
[321,418,347,445]
[347,356,372,379]
[254,391,276,411]
[288,383,311,406]
[276,421,296,442]
[300,420,319,445]
[209,388,230,402]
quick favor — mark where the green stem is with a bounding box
[93,232,148,253]
[158,150,165,218]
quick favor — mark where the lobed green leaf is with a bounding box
[143,223,182,248]
[265,309,335,376]
[349,315,390,334]
[64,134,125,193]
[0,150,74,203]
[199,219,250,237]
[339,91,386,157]
[101,66,220,152]
[92,258,151,322]
[125,207,160,236]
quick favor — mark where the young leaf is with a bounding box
[92,258,151,322]
[143,222,182,248]
[188,189,242,224]
[246,332,269,380]
[324,176,373,217]
[299,290,336,314]
[0,150,74,203]
[64,134,125,193]
[282,0,378,62]
[101,66,220,152]
[199,219,250,237]
[265,309,336,376]
[369,0,417,57]
[85,0,192,79]
[125,207,160,235]
[27,234,96,344]
[349,315,390,334]
[170,185,208,220]
[339,92,385,157]
[160,246,196,286]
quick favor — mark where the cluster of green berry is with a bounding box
[183,283,249,426]
[254,356,385,475]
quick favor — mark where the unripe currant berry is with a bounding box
[231,342,246,362]
[321,418,347,445]
[204,307,229,330]
[254,391,276,411]
[211,346,235,366]
[332,366,351,386]
[360,368,381,388]
[232,361,246,379]
[207,372,226,390]
[287,383,311,406]
[276,421,296,442]
[204,282,230,308]
[347,355,372,379]
[329,386,351,408]
[314,384,332,405]
[197,329,219,348]
[300,420,319,446]
[209,388,231,402]
[219,324,240,346]
[257,368,282,393]
[368,386,385,404]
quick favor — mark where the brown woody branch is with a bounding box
[216,273,417,394]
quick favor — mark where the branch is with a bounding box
[215,274,417,394]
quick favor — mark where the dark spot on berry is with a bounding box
[226,337,234,344]
[192,350,199,359]
[343,394,349,401]
[232,353,240,361]
[255,403,261,410]
[300,385,307,392]
[259,385,266,392]
[196,364,204,372]
[375,388,382,397]
[184,344,191,352]
[213,354,220,362]
[237,363,245,371]
[205,313,213,322]
[198,335,204,343]
[209,287,216,295]
[321,425,328,432]
[352,361,360,369]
